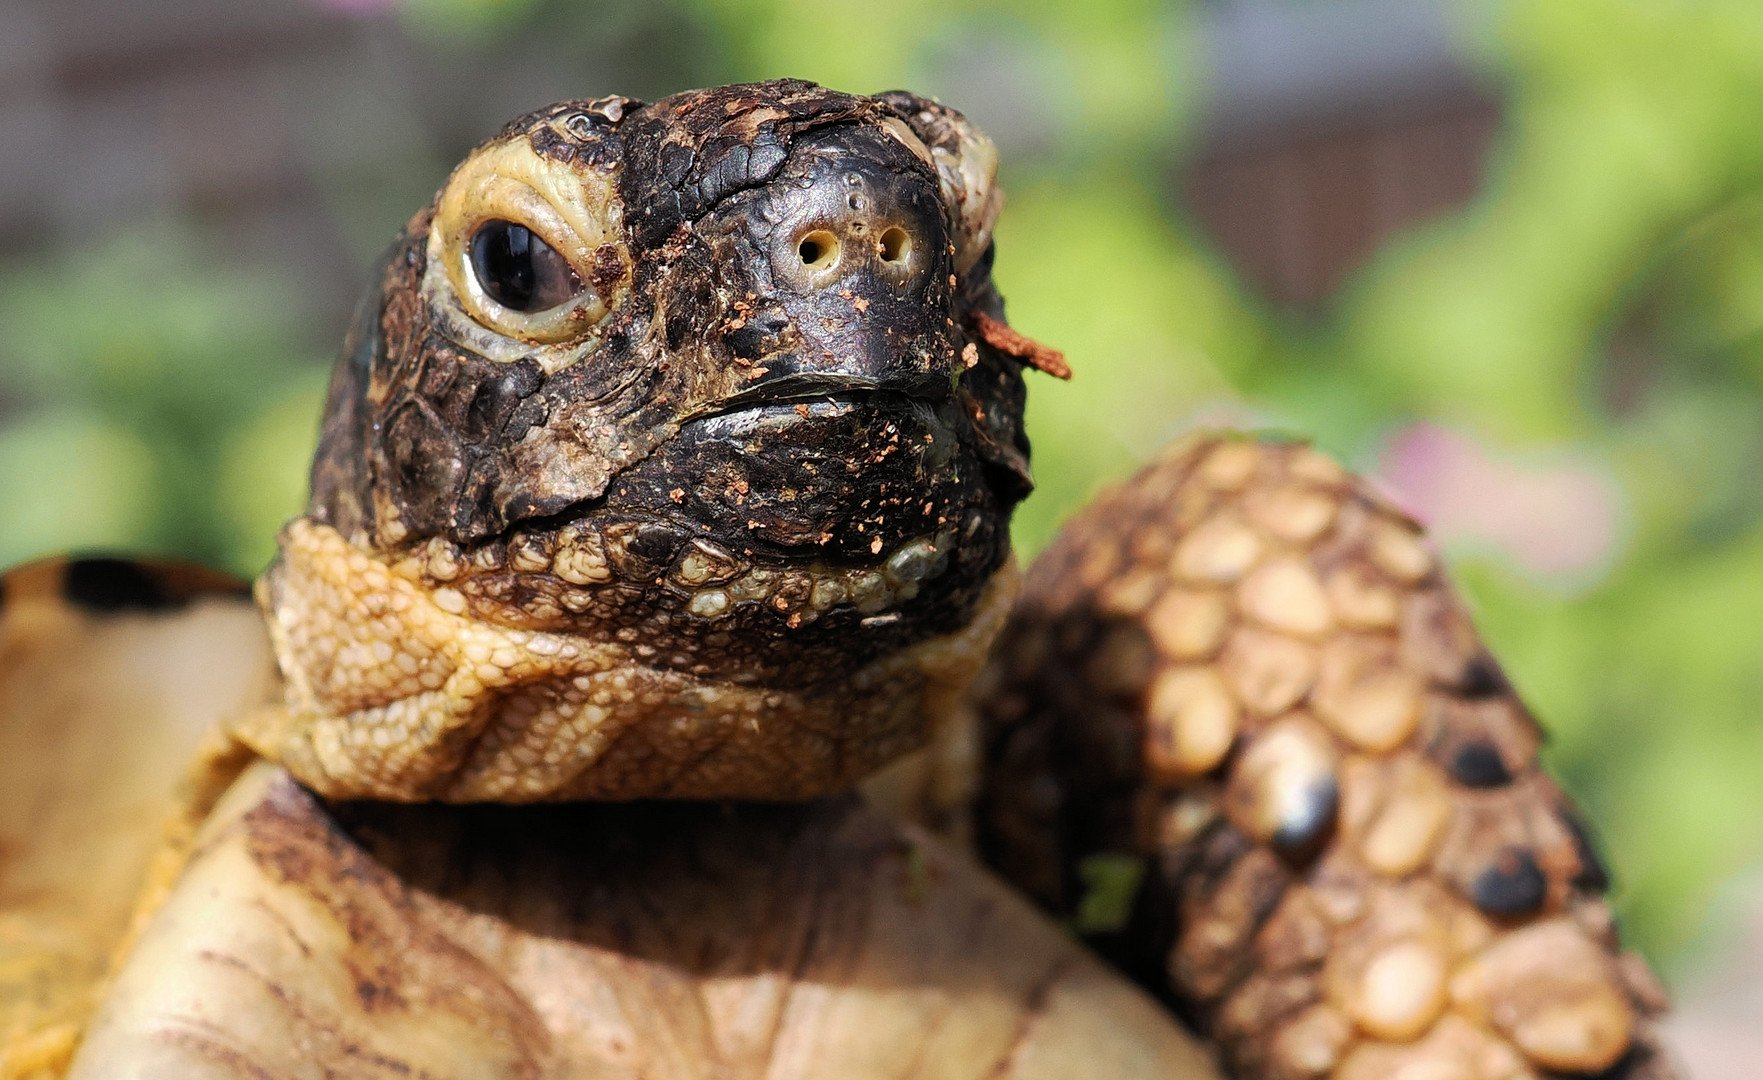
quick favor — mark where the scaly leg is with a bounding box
[973,435,1677,1080]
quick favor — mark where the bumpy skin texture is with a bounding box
[239,81,1042,801]
[974,435,1677,1080]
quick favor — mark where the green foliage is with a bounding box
[1074,853,1148,935]
[1313,0,1763,964]
[4,0,1761,973]
[0,410,160,568]
[995,177,1254,554]
[0,224,328,574]
[401,0,547,40]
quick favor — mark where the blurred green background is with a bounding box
[2,0,1761,989]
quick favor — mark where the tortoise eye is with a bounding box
[428,135,628,353]
[469,220,585,313]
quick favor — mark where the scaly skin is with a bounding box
[975,435,1677,1079]
[242,518,1016,800]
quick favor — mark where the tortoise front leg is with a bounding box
[972,435,1677,1080]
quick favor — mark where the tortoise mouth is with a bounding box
[657,391,964,556]
[416,389,958,560]
[396,387,999,636]
[682,369,955,425]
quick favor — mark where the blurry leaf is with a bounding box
[0,223,326,570]
[215,377,332,577]
[400,0,546,40]
[1073,853,1146,935]
[0,224,313,429]
[994,176,1253,557]
[1336,0,1763,441]
[0,410,162,568]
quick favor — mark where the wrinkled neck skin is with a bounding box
[233,82,1039,803]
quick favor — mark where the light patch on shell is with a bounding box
[933,125,1002,275]
[882,108,1001,275]
[425,135,631,369]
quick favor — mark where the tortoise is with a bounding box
[0,80,1679,1080]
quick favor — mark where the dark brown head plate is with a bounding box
[246,81,1044,802]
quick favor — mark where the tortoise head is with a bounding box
[250,81,1051,802]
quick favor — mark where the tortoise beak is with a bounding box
[699,122,961,412]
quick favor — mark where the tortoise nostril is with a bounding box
[797,230,840,269]
[877,227,911,265]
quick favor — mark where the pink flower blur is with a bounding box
[1374,423,1623,585]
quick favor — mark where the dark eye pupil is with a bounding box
[469,220,583,313]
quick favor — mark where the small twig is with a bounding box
[969,311,1072,380]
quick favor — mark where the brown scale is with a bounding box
[974,434,1679,1080]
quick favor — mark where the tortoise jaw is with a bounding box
[682,367,954,424]
[640,391,967,556]
[371,382,1003,644]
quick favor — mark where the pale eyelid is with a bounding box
[428,136,629,353]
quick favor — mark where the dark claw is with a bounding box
[1561,808,1613,893]
[1447,741,1513,788]
[1457,652,1509,697]
[1470,846,1548,917]
[1268,773,1339,861]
